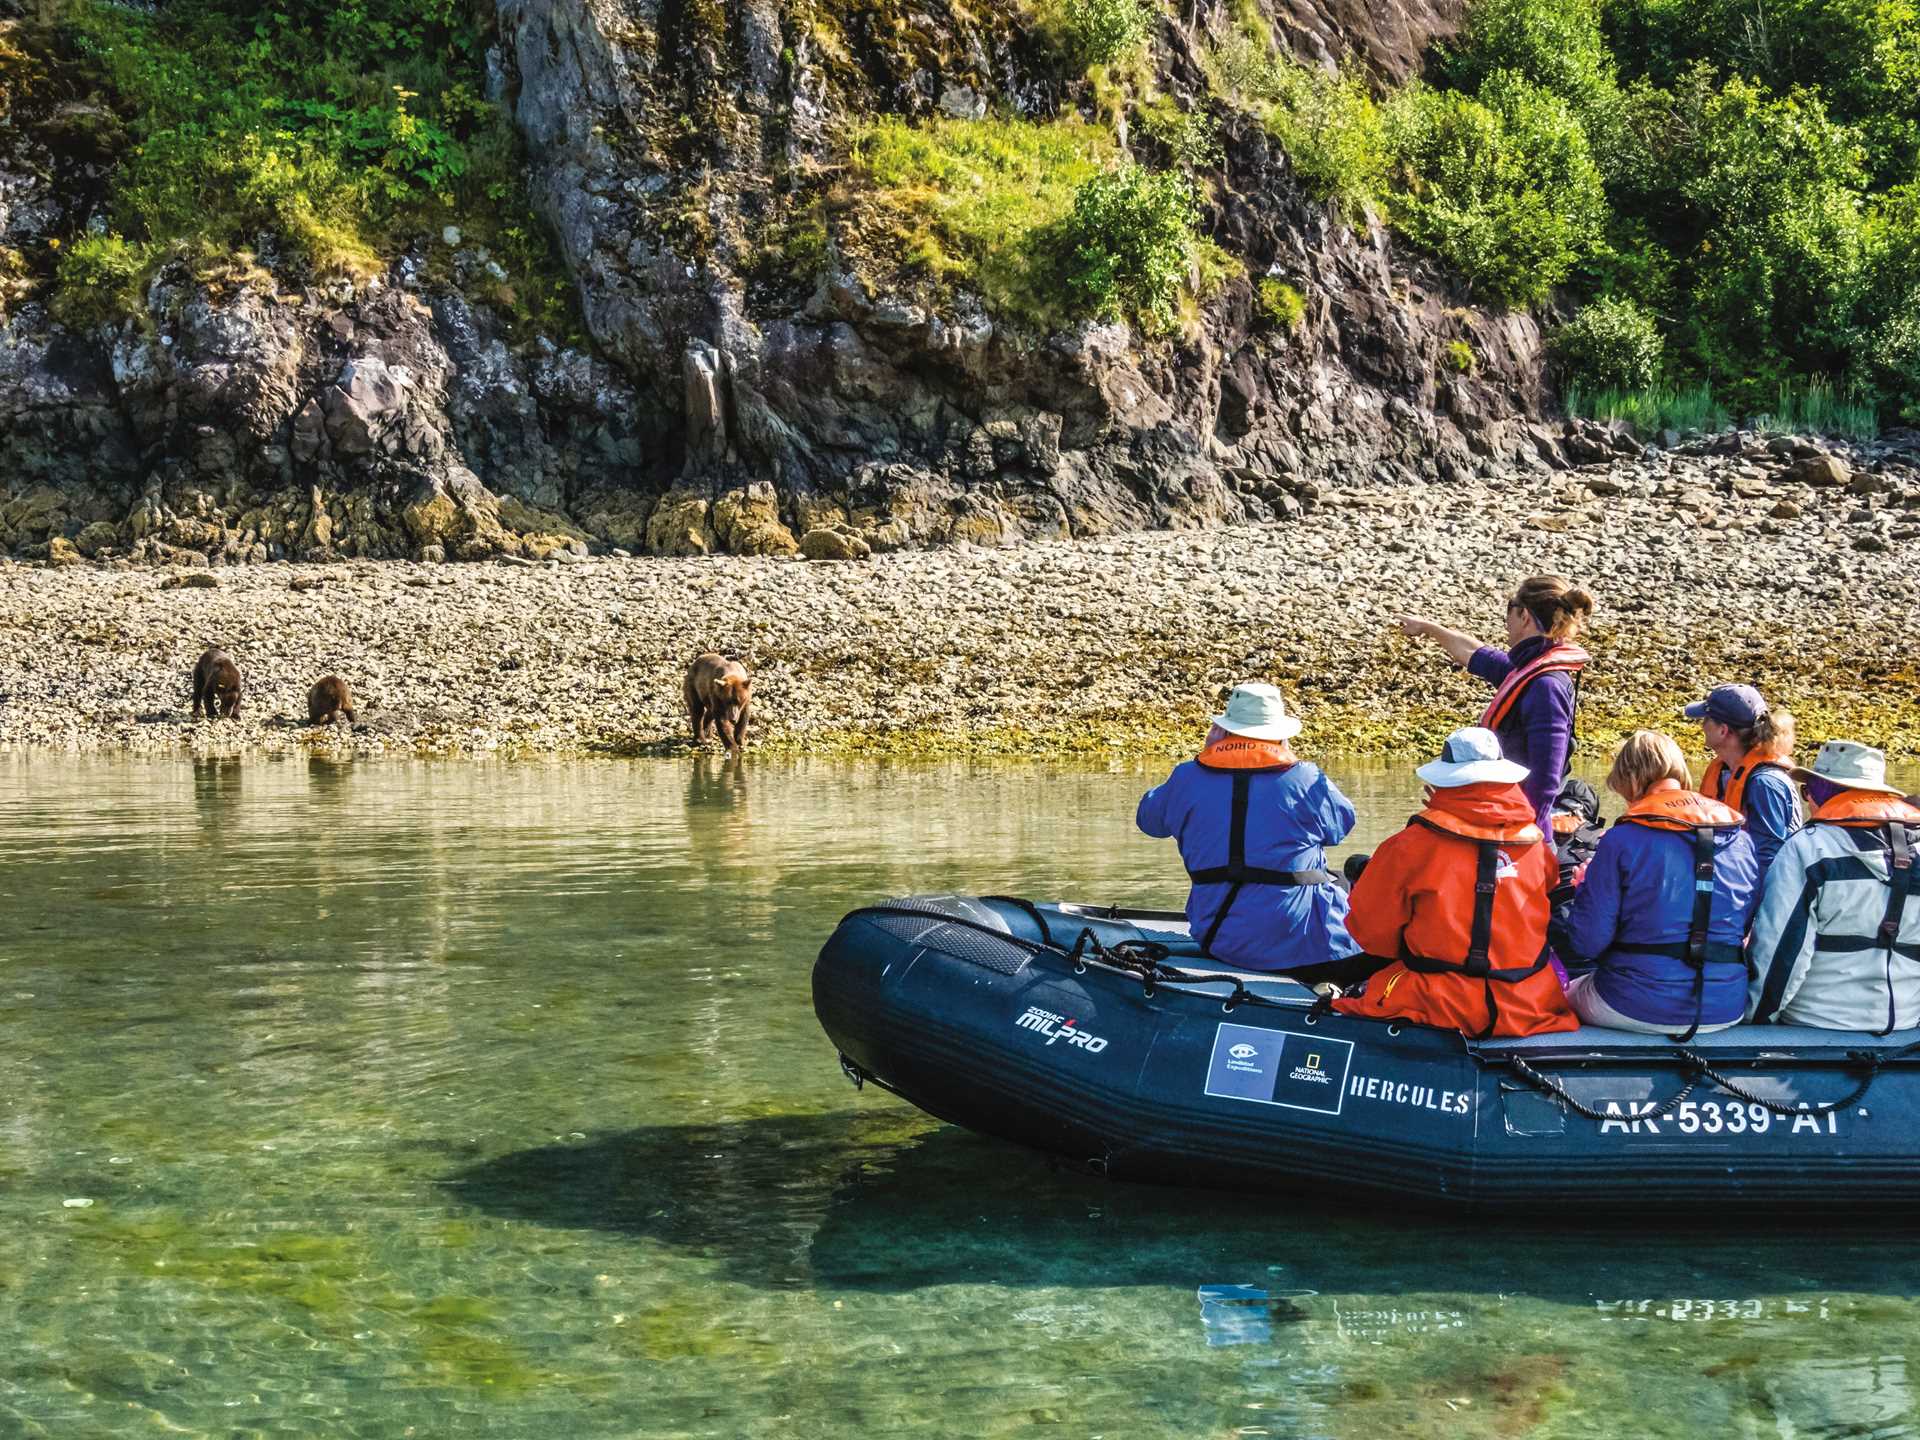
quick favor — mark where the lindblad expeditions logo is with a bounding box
[1228,1043,1258,1061]
[1014,1006,1109,1054]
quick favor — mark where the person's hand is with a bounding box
[1395,615,1433,640]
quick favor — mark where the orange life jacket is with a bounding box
[1809,790,1920,1036]
[1334,795,1577,1039]
[1186,736,1328,956]
[1810,792,1920,829]
[1195,737,1296,772]
[1618,784,1743,834]
[1478,642,1590,732]
[1615,781,1748,1040]
[1702,743,1793,818]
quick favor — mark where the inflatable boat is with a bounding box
[812,895,1920,1210]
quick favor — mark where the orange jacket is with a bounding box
[1811,791,1920,829]
[1702,743,1792,818]
[1335,782,1577,1038]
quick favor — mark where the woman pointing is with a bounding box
[1396,574,1596,832]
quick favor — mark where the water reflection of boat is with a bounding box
[812,896,1920,1211]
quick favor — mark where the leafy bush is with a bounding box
[1256,277,1306,329]
[1443,0,1626,175]
[1201,29,1388,221]
[1447,338,1477,372]
[1551,295,1663,389]
[1385,72,1606,306]
[1136,95,1223,171]
[1055,164,1201,332]
[1061,0,1153,66]
[51,0,573,332]
[1677,77,1871,402]
[51,234,152,325]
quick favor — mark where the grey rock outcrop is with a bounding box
[3,0,1573,561]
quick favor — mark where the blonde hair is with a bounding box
[1511,574,1596,640]
[1607,730,1692,802]
[1766,708,1796,759]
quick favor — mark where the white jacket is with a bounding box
[1747,814,1920,1031]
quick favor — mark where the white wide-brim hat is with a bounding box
[1211,682,1303,741]
[1416,726,1530,788]
[1789,739,1906,796]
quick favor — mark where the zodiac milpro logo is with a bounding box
[1014,1005,1110,1054]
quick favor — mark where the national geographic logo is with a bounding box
[1288,1052,1330,1085]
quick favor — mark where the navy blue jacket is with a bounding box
[1558,816,1761,1027]
[1136,759,1360,972]
[1468,636,1576,833]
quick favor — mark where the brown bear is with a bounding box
[192,647,242,720]
[308,675,357,726]
[684,652,752,756]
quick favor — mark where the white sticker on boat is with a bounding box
[1347,1073,1472,1117]
[1014,1005,1109,1054]
[1595,1098,1848,1136]
[1205,1024,1353,1116]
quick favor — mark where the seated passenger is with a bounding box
[1136,683,1367,986]
[1333,727,1577,1038]
[1553,731,1759,1038]
[1686,684,1802,875]
[1748,741,1920,1032]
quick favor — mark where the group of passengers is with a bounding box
[1136,574,1920,1040]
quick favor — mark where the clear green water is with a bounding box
[4,752,1920,1438]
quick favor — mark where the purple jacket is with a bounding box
[1468,635,1577,832]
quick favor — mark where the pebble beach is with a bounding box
[4,437,1918,762]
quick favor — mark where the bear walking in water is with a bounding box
[308,675,357,726]
[684,652,752,756]
[192,648,242,720]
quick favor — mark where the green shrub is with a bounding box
[1061,0,1153,66]
[51,234,153,325]
[1444,0,1626,176]
[1678,77,1871,400]
[1201,29,1388,221]
[1447,338,1477,371]
[1385,72,1606,306]
[1136,96,1223,171]
[53,0,574,333]
[1550,295,1663,389]
[1256,277,1307,329]
[1055,164,1201,332]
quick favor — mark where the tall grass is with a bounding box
[1751,379,1879,441]
[1564,381,1728,435]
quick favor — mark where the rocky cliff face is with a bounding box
[0,0,1594,564]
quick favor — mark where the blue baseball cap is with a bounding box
[1682,684,1768,729]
